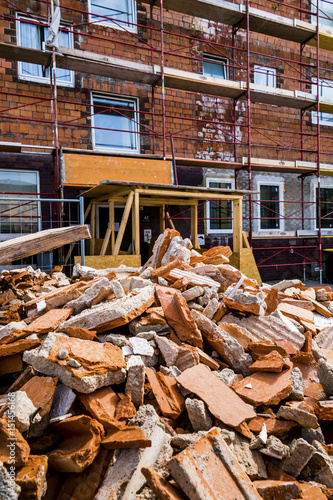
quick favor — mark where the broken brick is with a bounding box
[233,369,293,406]
[146,367,185,419]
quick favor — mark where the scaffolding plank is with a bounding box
[141,0,332,50]
[0,225,91,265]
[1,43,332,113]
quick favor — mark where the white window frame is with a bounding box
[257,181,284,232]
[88,0,137,33]
[16,15,74,87]
[206,177,234,234]
[254,66,277,88]
[91,92,140,153]
[311,78,333,127]
[203,54,229,80]
[313,183,333,231]
[0,169,41,241]
[311,0,333,28]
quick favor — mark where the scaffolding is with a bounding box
[0,0,333,281]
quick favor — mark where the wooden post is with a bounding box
[160,204,166,233]
[90,202,96,255]
[109,199,115,253]
[113,191,134,256]
[191,202,200,249]
[233,198,242,253]
[132,191,140,255]
[64,202,92,264]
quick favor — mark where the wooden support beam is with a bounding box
[100,228,112,256]
[109,200,115,253]
[160,205,166,233]
[0,226,91,265]
[132,191,140,255]
[166,212,176,230]
[112,191,134,256]
[90,202,96,256]
[191,203,200,250]
[136,189,244,201]
[233,199,243,254]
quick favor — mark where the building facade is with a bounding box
[0,0,333,280]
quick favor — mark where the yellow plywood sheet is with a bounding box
[64,154,172,187]
[74,255,141,269]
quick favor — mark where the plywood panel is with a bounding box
[64,154,172,187]
[74,255,141,269]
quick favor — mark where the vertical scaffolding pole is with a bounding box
[246,0,253,248]
[160,0,167,158]
[150,3,156,155]
[317,0,323,285]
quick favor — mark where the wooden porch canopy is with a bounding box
[81,180,256,258]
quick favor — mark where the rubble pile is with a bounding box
[1,228,333,499]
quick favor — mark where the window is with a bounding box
[312,0,333,28]
[312,79,333,126]
[206,178,234,233]
[92,94,140,152]
[17,16,74,86]
[254,66,276,88]
[0,170,40,241]
[89,0,137,31]
[316,186,333,229]
[203,54,228,80]
[259,184,282,230]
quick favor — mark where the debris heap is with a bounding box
[1,228,333,499]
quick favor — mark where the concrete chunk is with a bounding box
[277,405,319,429]
[317,359,333,396]
[168,428,262,500]
[66,277,111,314]
[23,333,126,393]
[59,285,156,333]
[281,438,315,477]
[126,356,145,406]
[182,286,204,302]
[185,398,213,431]
[176,364,256,428]
[192,309,252,375]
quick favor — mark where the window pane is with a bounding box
[312,79,333,125]
[44,28,72,82]
[319,0,333,27]
[203,58,227,79]
[0,171,39,235]
[20,21,44,78]
[316,187,333,229]
[260,185,281,230]
[91,0,133,25]
[93,97,138,151]
[254,67,276,88]
[208,181,232,230]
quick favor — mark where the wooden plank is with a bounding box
[132,191,140,255]
[109,200,115,253]
[233,199,242,254]
[90,203,96,256]
[166,212,176,230]
[136,189,244,200]
[160,205,166,233]
[191,203,200,250]
[100,228,112,256]
[64,154,172,187]
[0,226,91,265]
[74,255,141,269]
[113,191,134,256]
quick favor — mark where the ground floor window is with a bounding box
[92,94,140,153]
[316,186,333,229]
[259,183,282,230]
[206,178,234,233]
[0,170,40,239]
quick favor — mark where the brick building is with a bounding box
[0,0,333,281]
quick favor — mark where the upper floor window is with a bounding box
[312,0,333,28]
[254,66,276,88]
[17,16,74,87]
[259,183,283,231]
[203,54,228,80]
[89,0,137,32]
[92,94,140,153]
[312,79,333,126]
[316,186,333,229]
[206,178,234,233]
